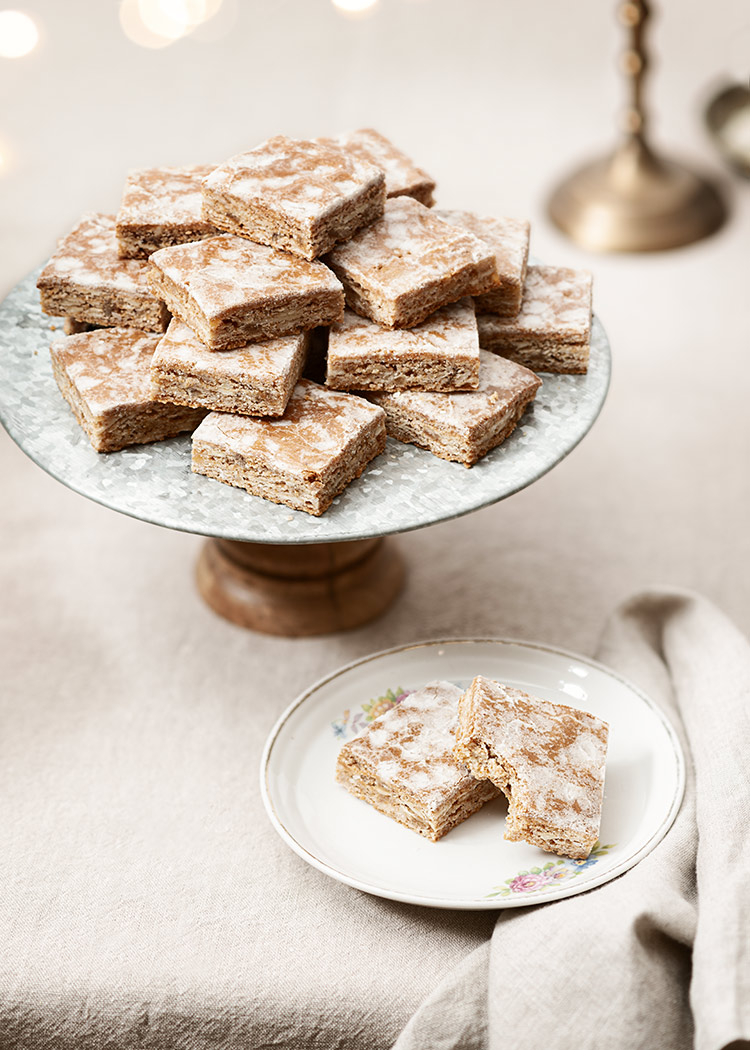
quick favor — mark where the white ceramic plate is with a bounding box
[261,639,685,909]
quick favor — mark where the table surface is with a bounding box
[1,1,748,1047]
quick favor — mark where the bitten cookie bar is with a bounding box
[191,380,386,516]
[49,328,205,453]
[202,136,386,260]
[336,681,500,841]
[325,197,498,328]
[116,164,220,258]
[150,319,308,417]
[365,349,540,467]
[435,210,530,317]
[37,213,170,333]
[326,298,480,392]
[148,234,344,350]
[330,128,436,206]
[477,265,593,374]
[454,676,609,859]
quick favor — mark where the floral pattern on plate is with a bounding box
[331,686,412,739]
[486,842,616,898]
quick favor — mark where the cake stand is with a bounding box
[0,270,611,636]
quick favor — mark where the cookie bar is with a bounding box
[49,328,205,453]
[435,210,530,317]
[454,676,609,859]
[37,213,170,333]
[150,319,308,417]
[202,136,386,260]
[191,379,386,516]
[116,164,219,258]
[336,681,500,842]
[365,349,540,467]
[325,197,498,328]
[148,234,344,350]
[477,265,593,374]
[326,298,480,393]
[330,128,436,206]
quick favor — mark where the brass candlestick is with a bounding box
[548,1,727,252]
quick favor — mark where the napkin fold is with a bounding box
[393,588,750,1050]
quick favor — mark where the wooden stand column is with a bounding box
[196,537,405,637]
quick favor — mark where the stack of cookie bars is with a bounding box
[38,130,593,516]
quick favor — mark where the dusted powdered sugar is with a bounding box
[329,128,436,203]
[153,319,304,382]
[117,164,218,226]
[50,327,161,414]
[328,298,478,362]
[367,349,540,428]
[461,677,608,836]
[191,379,383,476]
[149,235,343,319]
[340,681,475,815]
[480,265,592,341]
[435,210,529,286]
[203,136,384,223]
[326,197,496,297]
[38,213,154,293]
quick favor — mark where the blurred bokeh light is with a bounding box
[0,9,39,58]
[331,0,379,17]
[120,0,224,49]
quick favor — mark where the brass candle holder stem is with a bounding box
[548,1,727,252]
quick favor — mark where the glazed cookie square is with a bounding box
[202,136,386,260]
[49,327,205,453]
[335,680,500,842]
[435,210,530,317]
[326,298,480,393]
[148,234,344,350]
[477,265,593,374]
[37,213,170,333]
[191,379,386,516]
[365,349,540,467]
[325,197,498,329]
[150,319,308,417]
[115,164,220,258]
[454,676,609,859]
[330,128,436,206]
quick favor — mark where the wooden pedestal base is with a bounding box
[196,537,405,637]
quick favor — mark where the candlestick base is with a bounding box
[196,537,405,636]
[547,137,727,252]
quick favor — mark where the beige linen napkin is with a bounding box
[393,588,750,1050]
